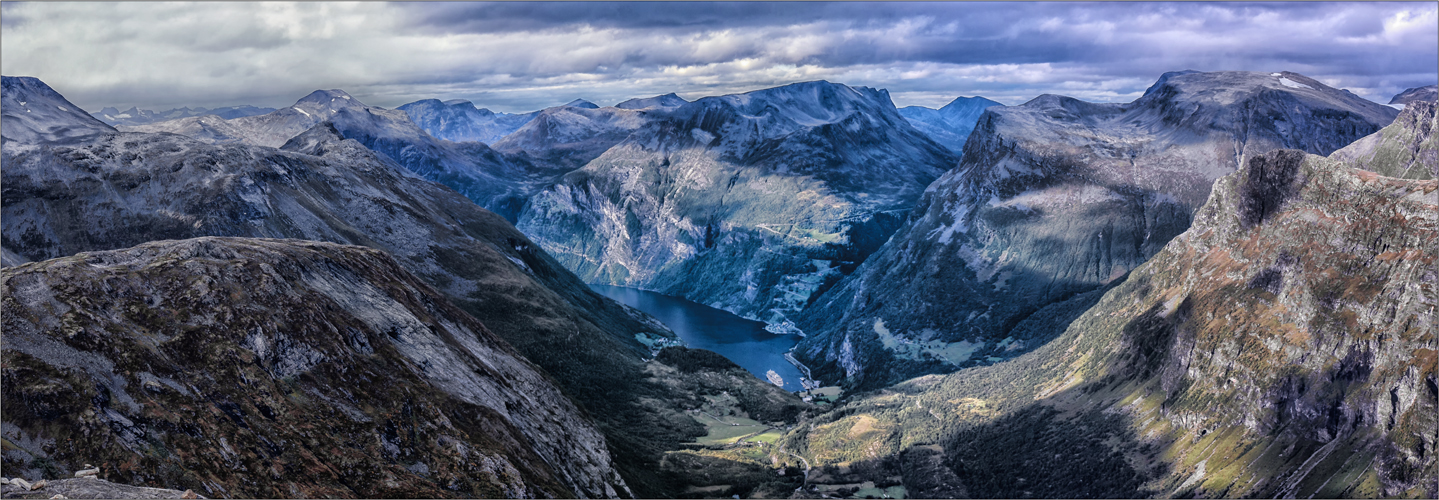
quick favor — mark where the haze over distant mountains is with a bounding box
[91,105,277,126]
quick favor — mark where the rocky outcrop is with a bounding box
[783,147,1437,498]
[2,238,629,498]
[1329,100,1437,180]
[516,81,958,325]
[796,70,1402,389]
[3,476,201,499]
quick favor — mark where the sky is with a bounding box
[2,2,1435,113]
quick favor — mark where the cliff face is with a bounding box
[783,148,1436,498]
[516,81,957,326]
[1,238,628,498]
[795,71,1401,389]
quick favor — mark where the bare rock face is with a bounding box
[795,70,1402,389]
[516,81,958,326]
[1329,100,1438,180]
[785,148,1436,499]
[2,237,629,498]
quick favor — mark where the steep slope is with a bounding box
[396,99,539,144]
[1330,101,1438,180]
[1,76,116,144]
[1389,85,1438,105]
[92,105,275,126]
[123,90,538,221]
[897,96,1004,152]
[515,80,959,327]
[796,71,1401,389]
[1,237,626,498]
[782,147,1436,498]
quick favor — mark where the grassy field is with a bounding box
[692,411,770,445]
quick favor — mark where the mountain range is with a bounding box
[5,70,1436,499]
[91,105,277,126]
[786,102,1437,497]
[793,70,1402,390]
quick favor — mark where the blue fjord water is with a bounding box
[590,285,806,391]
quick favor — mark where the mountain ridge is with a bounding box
[795,70,1401,389]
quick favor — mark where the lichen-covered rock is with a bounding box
[2,237,629,498]
[796,70,1402,389]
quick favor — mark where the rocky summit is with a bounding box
[1,237,628,498]
[794,70,1402,389]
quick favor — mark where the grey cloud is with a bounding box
[1,2,1432,113]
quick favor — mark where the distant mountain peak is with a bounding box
[294,89,361,109]
[442,98,473,106]
[614,93,688,110]
[565,98,599,109]
[1141,69,1202,96]
[1390,84,1438,105]
[2,75,117,144]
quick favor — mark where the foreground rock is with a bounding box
[796,70,1401,389]
[783,146,1437,498]
[2,477,200,499]
[2,237,627,498]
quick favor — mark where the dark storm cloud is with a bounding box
[1,2,1433,112]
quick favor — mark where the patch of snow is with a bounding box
[1387,104,1406,111]
[1278,77,1313,90]
[295,108,311,117]
[1270,72,1282,77]
[116,113,132,118]
[690,128,715,145]
[57,105,67,111]
[929,204,971,245]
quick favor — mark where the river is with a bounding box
[590,285,808,392]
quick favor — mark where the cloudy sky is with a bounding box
[2,2,1435,113]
